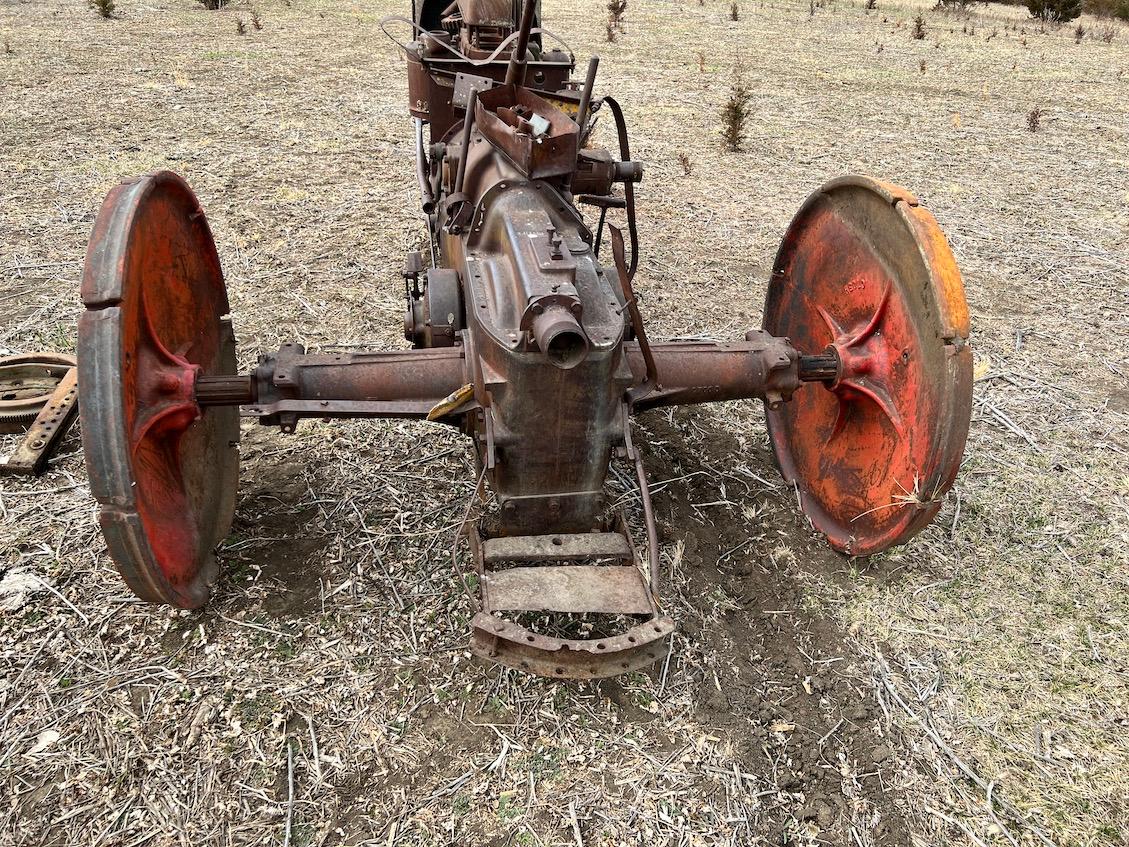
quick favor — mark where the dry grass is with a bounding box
[1,1,1127,846]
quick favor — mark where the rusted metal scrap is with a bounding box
[0,353,80,476]
[75,0,973,679]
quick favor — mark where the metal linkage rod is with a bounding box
[575,55,599,131]
[453,88,479,197]
[504,0,537,87]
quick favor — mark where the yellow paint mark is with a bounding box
[427,383,475,421]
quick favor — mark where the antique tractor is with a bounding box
[77,0,973,679]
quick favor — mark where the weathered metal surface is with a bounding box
[78,172,239,608]
[453,71,495,109]
[0,366,79,476]
[444,160,630,534]
[403,0,570,140]
[475,85,579,179]
[456,0,514,28]
[238,346,468,431]
[0,353,77,433]
[482,531,632,562]
[470,612,673,679]
[763,175,974,556]
[483,565,653,614]
[76,1,974,681]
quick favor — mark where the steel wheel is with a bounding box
[79,171,239,607]
[764,175,973,556]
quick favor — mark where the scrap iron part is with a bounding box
[0,358,80,477]
[0,353,77,433]
[76,0,973,679]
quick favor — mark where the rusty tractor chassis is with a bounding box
[76,0,973,680]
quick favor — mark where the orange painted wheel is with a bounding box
[764,176,973,556]
[79,172,239,607]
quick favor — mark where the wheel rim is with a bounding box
[79,171,239,607]
[763,175,973,556]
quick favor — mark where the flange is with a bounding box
[78,171,240,607]
[763,175,973,556]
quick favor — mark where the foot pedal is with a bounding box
[467,523,674,679]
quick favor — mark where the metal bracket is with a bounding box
[453,71,494,109]
[0,366,79,477]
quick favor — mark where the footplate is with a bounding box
[467,521,674,679]
[470,612,674,679]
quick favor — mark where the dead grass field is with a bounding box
[1,0,1127,845]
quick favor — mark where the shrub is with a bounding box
[731,2,740,20]
[89,0,115,18]
[1026,0,1082,20]
[721,66,753,152]
[913,14,927,37]
[1027,106,1044,131]
[198,0,232,9]
[607,0,627,30]
[1085,0,1129,18]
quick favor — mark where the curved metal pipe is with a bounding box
[414,117,435,213]
[531,306,589,370]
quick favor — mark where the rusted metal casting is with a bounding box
[0,353,80,476]
[763,176,973,556]
[79,172,240,608]
[0,353,76,433]
[77,0,974,679]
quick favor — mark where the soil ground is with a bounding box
[1,1,1127,846]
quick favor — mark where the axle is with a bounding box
[194,336,838,419]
